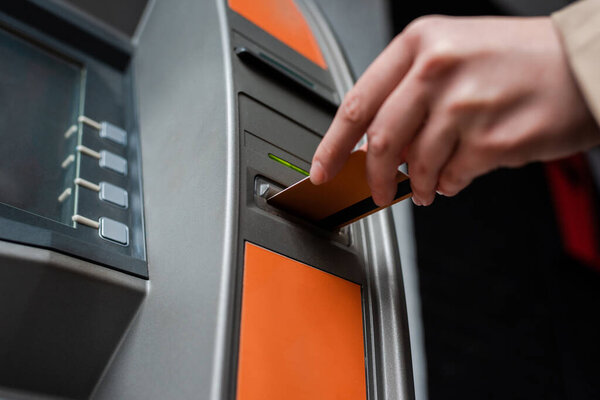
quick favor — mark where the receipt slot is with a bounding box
[0,1,413,399]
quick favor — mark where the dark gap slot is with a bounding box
[254,175,350,244]
[0,2,131,70]
[318,180,412,229]
[235,46,339,112]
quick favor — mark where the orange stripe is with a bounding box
[237,243,366,400]
[229,0,327,69]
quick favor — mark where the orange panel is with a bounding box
[228,0,327,69]
[237,242,367,400]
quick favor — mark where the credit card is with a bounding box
[267,150,412,229]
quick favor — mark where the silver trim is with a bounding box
[392,199,428,400]
[210,1,239,399]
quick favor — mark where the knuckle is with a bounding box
[405,15,443,36]
[340,91,366,124]
[409,160,429,180]
[445,89,504,117]
[492,133,531,168]
[445,96,482,119]
[482,136,510,160]
[313,142,335,168]
[319,140,334,159]
[417,43,460,80]
[388,32,406,50]
[403,16,427,37]
[446,97,469,116]
[474,129,522,167]
[367,131,391,156]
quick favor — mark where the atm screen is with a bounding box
[0,27,83,226]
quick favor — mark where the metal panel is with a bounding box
[0,241,145,400]
[94,2,415,400]
[93,0,235,398]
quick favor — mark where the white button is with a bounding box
[99,182,128,208]
[100,122,127,146]
[99,217,129,246]
[99,150,127,175]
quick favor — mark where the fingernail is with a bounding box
[412,196,422,206]
[310,160,326,185]
[436,190,446,196]
[373,190,393,207]
[372,193,383,207]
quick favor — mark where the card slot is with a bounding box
[252,175,351,245]
[267,151,413,229]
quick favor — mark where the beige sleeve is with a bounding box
[552,0,600,125]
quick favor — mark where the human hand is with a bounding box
[310,16,600,206]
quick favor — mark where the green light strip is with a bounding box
[268,153,309,176]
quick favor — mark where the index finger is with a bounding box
[310,34,417,185]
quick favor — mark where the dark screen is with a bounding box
[0,28,83,225]
[63,0,149,37]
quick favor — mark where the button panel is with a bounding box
[74,117,134,249]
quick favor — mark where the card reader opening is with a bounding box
[253,175,351,245]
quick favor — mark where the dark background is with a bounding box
[390,1,600,399]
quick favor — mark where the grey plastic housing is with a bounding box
[0,240,145,400]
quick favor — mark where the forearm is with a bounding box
[552,0,600,126]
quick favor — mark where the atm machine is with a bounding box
[0,1,414,399]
